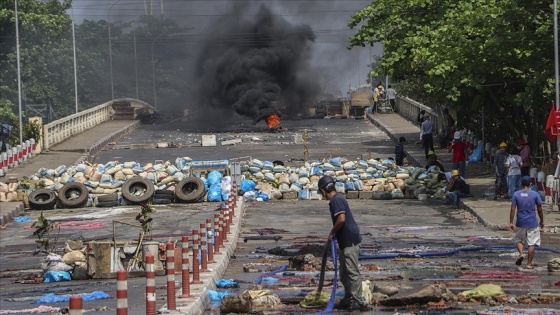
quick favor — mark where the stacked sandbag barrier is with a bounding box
[3,156,448,209]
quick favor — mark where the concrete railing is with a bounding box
[395,96,442,138]
[43,101,113,151]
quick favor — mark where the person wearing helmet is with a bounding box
[517,139,531,177]
[445,169,470,207]
[494,142,509,200]
[448,131,468,178]
[317,175,364,311]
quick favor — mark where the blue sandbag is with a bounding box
[241,179,256,193]
[42,271,71,283]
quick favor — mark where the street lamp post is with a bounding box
[107,0,122,100]
[151,32,165,108]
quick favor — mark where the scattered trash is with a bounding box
[208,289,231,301]
[459,284,505,300]
[216,279,239,289]
[0,305,61,314]
[42,271,71,283]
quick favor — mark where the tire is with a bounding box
[175,177,206,203]
[152,198,172,205]
[121,177,154,204]
[28,189,57,210]
[154,189,174,197]
[58,183,89,208]
[97,194,118,202]
[96,200,119,207]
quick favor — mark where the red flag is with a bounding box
[546,103,558,142]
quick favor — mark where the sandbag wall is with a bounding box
[4,156,446,206]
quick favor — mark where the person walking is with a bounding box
[372,86,383,114]
[494,142,509,200]
[386,85,397,112]
[420,113,435,159]
[506,146,523,198]
[448,131,468,178]
[317,176,364,311]
[394,136,407,166]
[509,176,544,269]
[518,139,531,177]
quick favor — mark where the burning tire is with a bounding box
[175,177,206,203]
[58,183,89,208]
[28,189,57,210]
[121,178,154,204]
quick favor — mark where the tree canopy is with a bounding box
[348,0,556,147]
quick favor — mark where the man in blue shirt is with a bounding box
[509,176,544,269]
[318,176,364,311]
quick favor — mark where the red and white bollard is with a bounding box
[206,218,215,262]
[11,147,18,168]
[69,295,82,315]
[214,214,221,254]
[16,145,23,165]
[145,255,156,315]
[24,140,31,161]
[180,236,192,298]
[30,138,36,156]
[7,149,13,169]
[0,155,4,177]
[191,229,202,284]
[200,223,209,272]
[116,270,128,315]
[1,152,7,174]
[166,242,176,310]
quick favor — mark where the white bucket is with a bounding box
[546,175,555,188]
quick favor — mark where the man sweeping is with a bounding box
[318,176,365,311]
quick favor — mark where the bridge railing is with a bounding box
[395,96,442,138]
[42,101,112,151]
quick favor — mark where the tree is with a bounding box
[348,0,555,145]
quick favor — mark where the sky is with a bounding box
[69,0,381,97]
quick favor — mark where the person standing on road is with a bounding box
[318,176,364,311]
[518,139,531,177]
[395,136,407,166]
[448,131,468,178]
[509,176,544,269]
[420,113,435,159]
[386,85,397,112]
[494,142,509,200]
[506,146,523,198]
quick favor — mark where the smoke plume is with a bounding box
[194,4,318,120]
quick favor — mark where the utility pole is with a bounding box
[15,0,23,144]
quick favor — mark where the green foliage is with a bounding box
[31,211,61,254]
[348,0,555,144]
[23,118,41,142]
[135,202,155,233]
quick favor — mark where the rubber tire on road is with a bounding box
[152,198,172,205]
[175,177,206,203]
[154,189,174,197]
[58,183,89,208]
[122,177,154,204]
[97,194,119,202]
[96,200,119,207]
[28,189,57,210]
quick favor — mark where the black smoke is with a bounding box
[194,4,318,120]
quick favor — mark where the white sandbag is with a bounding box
[279,183,290,192]
[0,192,6,202]
[103,188,117,194]
[298,177,310,185]
[290,183,302,192]
[5,191,18,201]
[289,174,299,183]
[250,159,264,168]
[122,168,134,176]
[391,189,404,199]
[8,182,18,192]
[396,173,410,179]
[273,165,286,173]
[322,163,334,171]
[0,182,8,193]
[324,170,335,177]
[144,163,153,172]
[173,172,185,182]
[92,187,105,194]
[262,161,274,170]
[278,174,290,185]
[264,173,276,182]
[123,162,135,168]
[254,172,264,180]
[114,170,126,181]
[161,176,175,185]
[104,165,122,175]
[100,174,112,184]
[335,182,345,193]
[343,161,356,170]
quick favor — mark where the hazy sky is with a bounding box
[69,0,381,96]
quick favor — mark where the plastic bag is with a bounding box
[42,271,72,283]
[208,171,222,186]
[208,289,230,301]
[208,185,222,202]
[257,192,269,201]
[469,143,483,163]
[216,279,239,289]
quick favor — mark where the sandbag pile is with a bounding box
[239,157,447,200]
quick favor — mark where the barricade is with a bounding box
[7,149,13,169]
[180,236,192,298]
[146,255,156,315]
[218,211,224,247]
[69,295,82,315]
[0,155,4,177]
[200,223,209,272]
[117,270,128,315]
[206,218,215,263]
[11,147,18,168]
[166,242,176,310]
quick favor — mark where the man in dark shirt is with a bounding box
[445,169,470,207]
[318,176,364,311]
[395,136,407,166]
[425,151,445,172]
[420,113,435,159]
